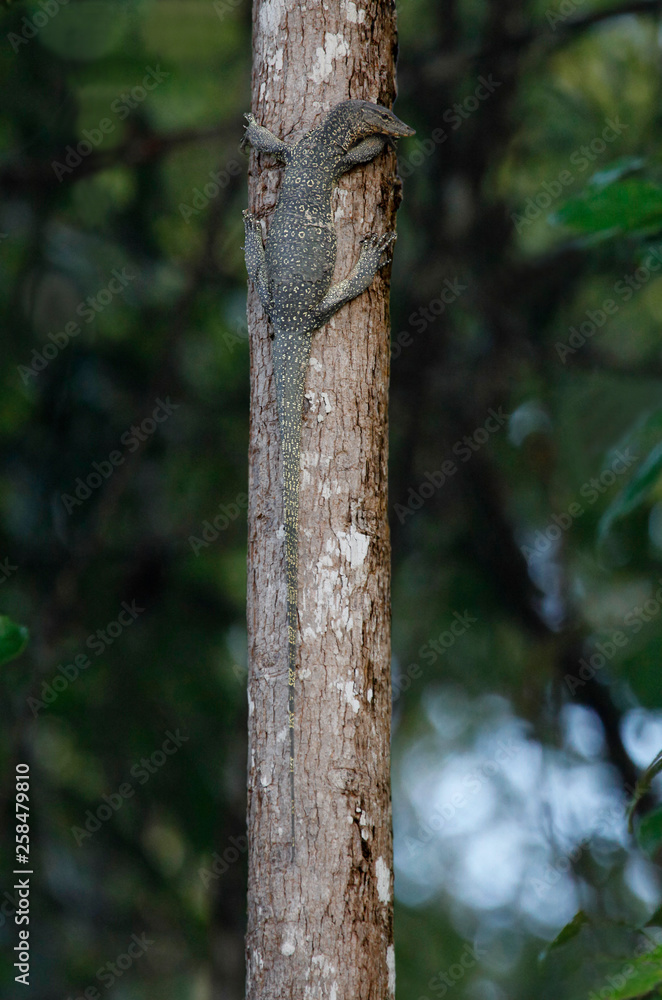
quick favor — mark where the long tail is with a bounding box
[272,330,312,863]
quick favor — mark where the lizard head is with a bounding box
[325,100,415,149]
[356,101,416,139]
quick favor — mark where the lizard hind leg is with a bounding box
[311,231,397,328]
[242,210,272,318]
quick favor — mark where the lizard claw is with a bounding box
[243,209,263,233]
[240,114,257,152]
[359,231,397,268]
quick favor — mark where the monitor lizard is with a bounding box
[242,99,415,861]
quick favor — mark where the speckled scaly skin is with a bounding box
[242,100,415,861]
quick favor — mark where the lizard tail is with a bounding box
[285,481,298,863]
[272,331,312,863]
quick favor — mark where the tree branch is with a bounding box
[424,0,662,82]
[1,123,241,196]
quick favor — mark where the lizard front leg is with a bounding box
[335,135,389,175]
[242,210,272,320]
[240,113,291,162]
[311,232,396,327]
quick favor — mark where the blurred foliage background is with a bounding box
[2,0,662,998]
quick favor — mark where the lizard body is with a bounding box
[242,100,414,861]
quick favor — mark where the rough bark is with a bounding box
[244,2,401,998]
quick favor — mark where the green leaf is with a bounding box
[598,441,662,543]
[0,615,29,666]
[635,806,662,858]
[552,178,662,238]
[592,939,662,999]
[628,750,662,833]
[587,157,645,191]
[611,408,662,454]
[540,910,590,960]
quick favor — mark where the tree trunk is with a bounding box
[245,3,401,997]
